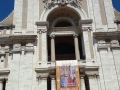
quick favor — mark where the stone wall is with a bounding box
[0,0,120,90]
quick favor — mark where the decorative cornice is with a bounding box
[85,66,99,76]
[36,21,49,27]
[36,21,49,32]
[79,19,93,31]
[0,35,37,44]
[0,24,15,29]
[0,69,10,75]
[93,31,120,39]
[80,19,93,24]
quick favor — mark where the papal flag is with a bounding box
[56,60,81,90]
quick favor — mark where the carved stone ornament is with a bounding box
[43,0,82,8]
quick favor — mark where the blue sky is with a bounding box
[0,0,120,21]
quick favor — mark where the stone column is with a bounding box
[4,53,9,68]
[51,76,56,90]
[41,30,48,62]
[88,76,99,90]
[84,74,90,90]
[81,76,85,90]
[4,45,10,68]
[0,56,5,69]
[0,81,2,90]
[38,76,47,90]
[38,30,42,61]
[73,34,80,60]
[36,21,49,62]
[51,35,55,61]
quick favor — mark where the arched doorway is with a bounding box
[47,7,85,61]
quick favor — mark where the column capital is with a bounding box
[50,34,55,39]
[37,29,47,33]
[50,75,56,79]
[73,34,79,37]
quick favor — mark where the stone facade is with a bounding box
[0,0,120,90]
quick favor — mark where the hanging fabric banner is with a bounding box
[56,60,80,90]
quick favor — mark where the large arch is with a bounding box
[43,4,87,61]
[40,4,88,21]
[47,7,81,28]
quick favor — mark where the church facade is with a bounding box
[0,0,120,90]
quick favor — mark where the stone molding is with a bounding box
[0,35,36,54]
[35,60,99,77]
[0,24,15,29]
[80,19,93,31]
[85,66,99,76]
[80,19,93,24]
[0,47,34,54]
[48,27,81,36]
[36,21,49,33]
[0,69,10,75]
[94,31,120,50]
[93,31,120,39]
[0,35,37,44]
[98,45,120,51]
[97,39,120,51]
[0,69,10,81]
[82,25,92,31]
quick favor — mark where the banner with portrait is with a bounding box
[56,60,80,90]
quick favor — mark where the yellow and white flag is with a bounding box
[56,60,80,90]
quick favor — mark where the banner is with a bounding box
[56,60,80,90]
